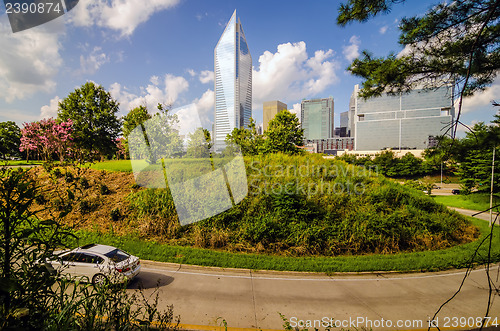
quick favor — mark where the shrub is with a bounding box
[110,207,121,222]
[100,183,111,195]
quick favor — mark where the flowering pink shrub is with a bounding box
[20,118,73,162]
[115,137,128,160]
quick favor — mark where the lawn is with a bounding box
[433,193,500,212]
[0,160,43,166]
[88,160,133,172]
[68,216,499,273]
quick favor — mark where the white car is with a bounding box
[46,244,141,286]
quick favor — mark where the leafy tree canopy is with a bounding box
[225,118,263,156]
[122,105,151,138]
[58,82,121,160]
[186,127,211,159]
[127,111,183,164]
[264,110,304,155]
[0,122,21,159]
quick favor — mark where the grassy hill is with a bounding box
[33,154,477,257]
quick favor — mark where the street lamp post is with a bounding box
[441,161,443,187]
[490,147,495,227]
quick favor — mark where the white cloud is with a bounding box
[193,89,214,127]
[70,0,180,37]
[165,74,189,104]
[199,70,214,84]
[170,89,214,136]
[379,26,388,34]
[342,35,360,62]
[456,78,500,114]
[187,69,196,77]
[150,75,160,85]
[0,18,63,102]
[290,103,301,123]
[79,46,109,74]
[40,96,61,119]
[252,41,340,109]
[110,74,189,114]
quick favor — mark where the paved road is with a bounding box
[126,209,500,331]
[431,183,461,196]
[131,262,499,331]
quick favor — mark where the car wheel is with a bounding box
[92,273,108,287]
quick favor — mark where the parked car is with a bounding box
[45,244,141,286]
[452,189,460,195]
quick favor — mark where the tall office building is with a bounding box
[301,97,334,140]
[348,90,356,138]
[338,111,349,137]
[353,84,454,150]
[214,10,252,151]
[263,100,287,131]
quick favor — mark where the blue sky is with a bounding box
[0,0,498,136]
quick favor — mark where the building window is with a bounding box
[441,107,451,116]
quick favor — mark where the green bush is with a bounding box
[99,183,110,195]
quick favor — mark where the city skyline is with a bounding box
[0,0,497,137]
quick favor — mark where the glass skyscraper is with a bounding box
[301,97,334,140]
[353,84,455,150]
[214,10,252,151]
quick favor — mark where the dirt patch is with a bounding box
[30,166,141,235]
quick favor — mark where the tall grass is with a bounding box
[69,216,498,272]
[120,153,476,257]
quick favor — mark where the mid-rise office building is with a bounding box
[263,100,287,132]
[352,84,454,150]
[307,137,355,154]
[301,97,334,141]
[214,10,252,151]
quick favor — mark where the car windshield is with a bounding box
[104,249,130,263]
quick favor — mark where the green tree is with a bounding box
[225,118,263,156]
[396,152,423,177]
[127,110,183,164]
[337,0,500,137]
[0,122,21,159]
[452,121,500,193]
[372,151,398,176]
[58,82,122,160]
[263,110,303,155]
[186,127,211,158]
[203,128,212,151]
[122,106,151,139]
[122,106,152,159]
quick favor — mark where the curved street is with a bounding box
[124,208,499,330]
